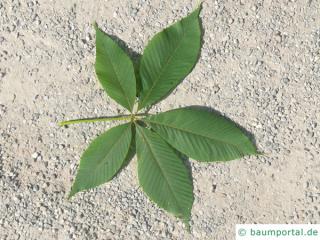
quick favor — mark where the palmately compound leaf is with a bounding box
[95,23,136,112]
[144,107,257,162]
[61,4,261,229]
[68,123,133,198]
[135,124,193,222]
[138,7,201,110]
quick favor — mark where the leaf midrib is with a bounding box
[145,118,247,153]
[139,23,186,109]
[137,127,184,214]
[100,39,133,110]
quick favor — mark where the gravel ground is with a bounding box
[1,0,320,239]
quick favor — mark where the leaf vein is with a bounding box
[146,118,246,153]
[140,23,186,108]
[137,128,184,213]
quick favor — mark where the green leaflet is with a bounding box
[135,125,193,222]
[68,123,133,198]
[95,24,136,111]
[138,7,201,110]
[144,107,257,162]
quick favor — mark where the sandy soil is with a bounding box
[0,0,319,239]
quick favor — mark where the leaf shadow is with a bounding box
[107,34,141,66]
[198,3,205,56]
[186,105,259,149]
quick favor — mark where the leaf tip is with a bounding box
[67,189,77,200]
[183,218,191,233]
[67,182,79,200]
[93,21,99,30]
[195,1,203,14]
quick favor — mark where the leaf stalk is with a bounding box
[59,113,149,126]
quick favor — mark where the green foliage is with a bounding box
[68,123,133,199]
[136,125,193,223]
[60,5,258,228]
[138,7,201,110]
[95,23,136,111]
[144,107,257,162]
